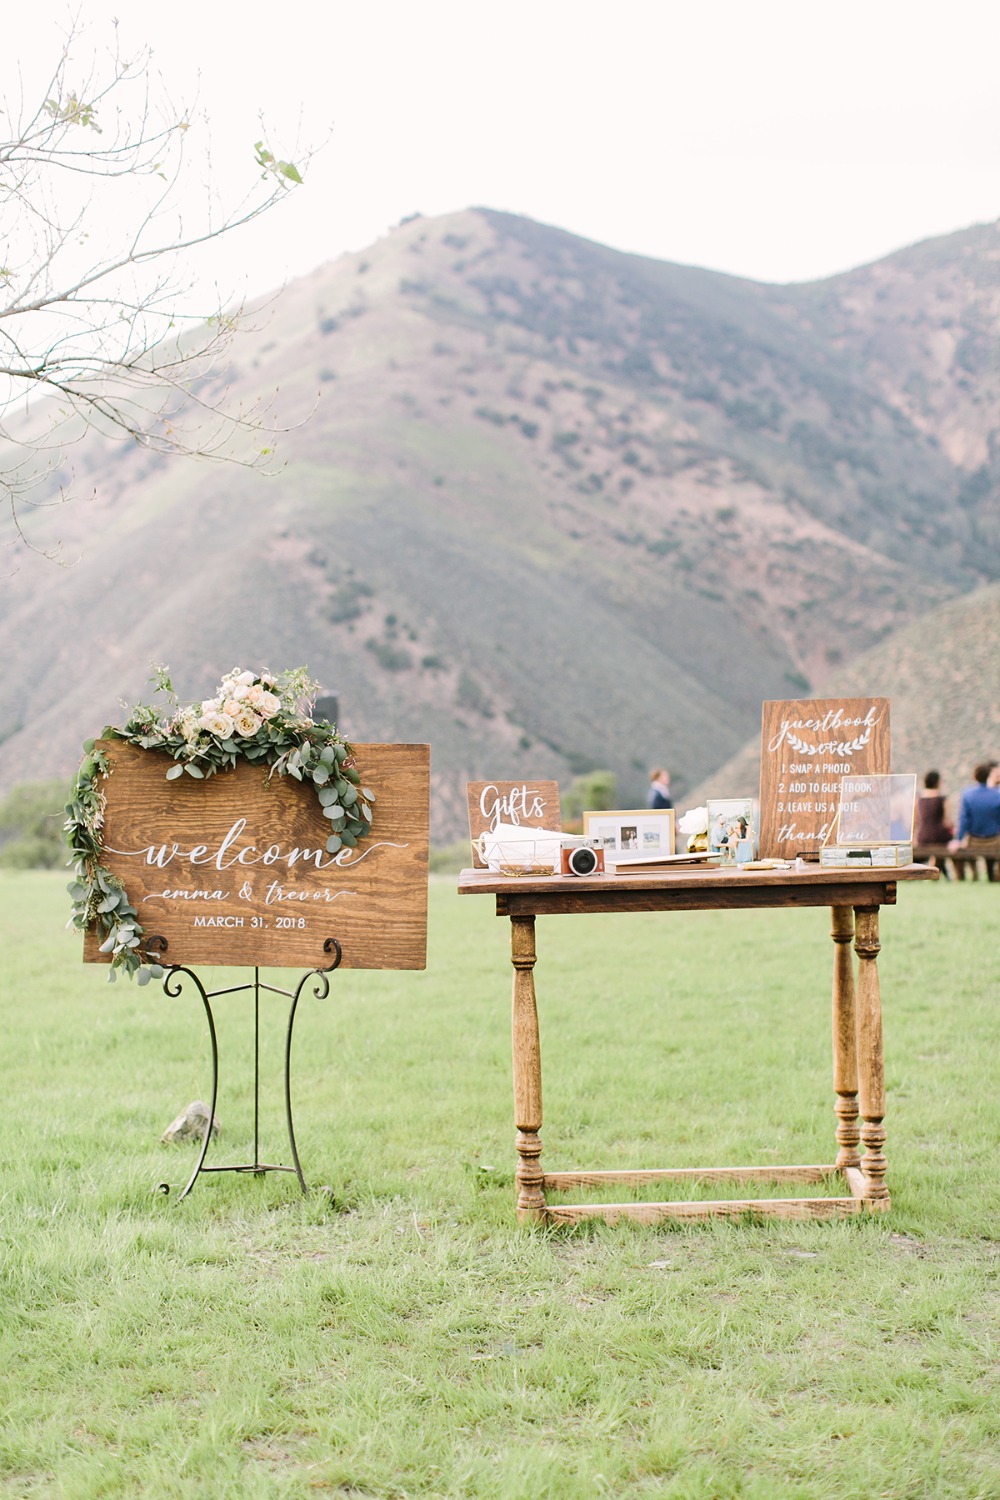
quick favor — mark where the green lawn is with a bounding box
[1,872,999,1498]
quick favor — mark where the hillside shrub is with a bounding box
[456,672,493,717]
[0,780,70,869]
[561,769,617,827]
[327,579,373,624]
[366,640,413,672]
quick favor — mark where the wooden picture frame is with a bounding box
[582,807,675,861]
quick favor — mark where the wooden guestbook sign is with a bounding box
[83,741,430,970]
[758,697,890,860]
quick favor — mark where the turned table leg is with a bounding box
[510,915,546,1221]
[853,907,889,1207]
[830,906,861,1171]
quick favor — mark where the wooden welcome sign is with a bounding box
[466,779,561,867]
[83,741,430,970]
[758,697,890,859]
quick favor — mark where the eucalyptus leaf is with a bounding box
[166,763,185,780]
[325,834,342,853]
[184,763,204,778]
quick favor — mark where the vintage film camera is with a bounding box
[559,837,606,876]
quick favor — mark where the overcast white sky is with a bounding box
[7,0,1000,302]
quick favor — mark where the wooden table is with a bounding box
[458,862,939,1224]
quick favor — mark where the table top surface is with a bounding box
[458,861,939,910]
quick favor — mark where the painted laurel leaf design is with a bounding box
[783,727,872,758]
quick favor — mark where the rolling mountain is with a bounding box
[0,208,997,839]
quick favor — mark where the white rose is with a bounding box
[236,670,255,686]
[201,698,221,714]
[232,708,262,737]
[245,684,264,707]
[222,696,241,716]
[200,712,234,738]
[677,806,709,836]
[257,691,281,719]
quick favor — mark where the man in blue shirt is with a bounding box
[955,762,1000,880]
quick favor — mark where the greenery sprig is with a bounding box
[65,666,375,982]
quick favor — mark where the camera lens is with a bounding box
[568,846,599,876]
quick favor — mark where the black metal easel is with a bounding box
[145,936,343,1202]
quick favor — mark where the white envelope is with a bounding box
[475,822,563,872]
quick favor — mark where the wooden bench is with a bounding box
[913,844,995,880]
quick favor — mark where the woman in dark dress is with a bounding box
[915,769,954,877]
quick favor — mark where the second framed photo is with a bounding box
[706,797,757,865]
[582,807,675,863]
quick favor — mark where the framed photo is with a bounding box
[582,807,675,862]
[706,797,757,865]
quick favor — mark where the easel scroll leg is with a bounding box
[854,907,889,1207]
[510,915,546,1221]
[830,906,860,1171]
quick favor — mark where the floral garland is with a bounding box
[65,666,375,982]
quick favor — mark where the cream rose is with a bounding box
[257,691,281,719]
[179,710,200,743]
[200,711,234,738]
[232,708,262,737]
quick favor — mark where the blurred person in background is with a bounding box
[915,769,955,878]
[952,762,1000,881]
[646,768,673,810]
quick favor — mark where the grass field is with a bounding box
[2,872,999,1498]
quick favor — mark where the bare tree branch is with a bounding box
[0,15,313,559]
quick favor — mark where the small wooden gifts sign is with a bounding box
[758,697,890,860]
[465,780,561,868]
[84,741,430,969]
